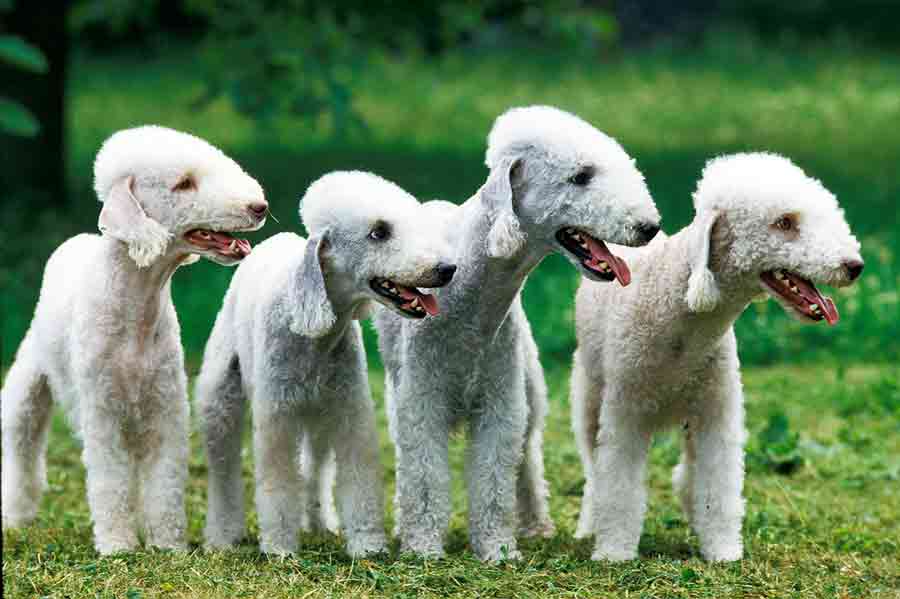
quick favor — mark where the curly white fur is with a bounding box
[375,106,660,561]
[197,171,455,557]
[1,126,266,554]
[571,152,863,562]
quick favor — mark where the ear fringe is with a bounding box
[686,267,720,312]
[289,234,337,338]
[685,210,720,313]
[97,175,172,268]
[125,217,172,268]
[487,211,527,258]
[482,155,525,259]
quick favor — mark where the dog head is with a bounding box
[290,171,456,337]
[480,106,661,285]
[686,152,863,325]
[94,126,267,267]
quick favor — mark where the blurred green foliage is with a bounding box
[185,1,617,136]
[2,31,897,372]
[0,33,48,136]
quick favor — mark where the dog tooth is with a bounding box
[775,271,785,280]
[381,281,391,289]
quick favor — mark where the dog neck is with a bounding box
[668,226,761,344]
[100,236,186,352]
[444,195,547,338]
[302,261,365,351]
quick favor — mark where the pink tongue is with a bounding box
[419,293,439,316]
[198,231,251,257]
[397,286,440,316]
[583,236,631,286]
[793,276,839,325]
[822,297,839,325]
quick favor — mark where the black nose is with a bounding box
[635,221,661,244]
[436,262,457,284]
[844,260,864,281]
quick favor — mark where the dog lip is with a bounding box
[555,228,631,286]
[369,278,439,318]
[760,269,839,325]
[184,229,252,260]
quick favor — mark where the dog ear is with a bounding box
[98,176,171,268]
[686,210,722,313]
[481,156,526,258]
[290,232,337,338]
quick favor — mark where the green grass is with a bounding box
[3,364,899,598]
[2,35,899,595]
[2,34,899,369]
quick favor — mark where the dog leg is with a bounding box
[327,385,387,557]
[394,387,451,558]
[82,404,139,554]
[689,384,745,562]
[300,427,338,534]
[198,353,248,548]
[253,404,302,556]
[570,349,602,539]
[466,384,528,562]
[590,399,651,562]
[139,393,188,551]
[516,344,555,538]
[1,335,52,529]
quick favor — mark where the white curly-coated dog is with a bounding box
[571,153,864,562]
[375,106,662,561]
[197,171,456,557]
[1,126,267,554]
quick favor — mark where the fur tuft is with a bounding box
[487,211,527,258]
[686,267,720,313]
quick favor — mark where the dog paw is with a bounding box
[701,542,743,562]
[591,545,638,562]
[346,533,388,558]
[400,538,445,559]
[148,540,188,552]
[95,536,140,556]
[260,540,298,557]
[518,519,556,539]
[474,540,521,562]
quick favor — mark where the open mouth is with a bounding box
[556,228,631,285]
[760,269,839,325]
[184,229,252,261]
[370,277,440,318]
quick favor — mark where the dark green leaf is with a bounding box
[0,97,40,137]
[0,35,49,73]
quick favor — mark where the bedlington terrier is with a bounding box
[571,152,864,562]
[1,126,267,554]
[197,171,456,557]
[375,106,662,561]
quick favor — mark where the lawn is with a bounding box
[2,365,899,598]
[2,34,900,598]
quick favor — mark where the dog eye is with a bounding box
[172,175,196,193]
[773,215,795,232]
[368,222,390,241]
[568,168,594,186]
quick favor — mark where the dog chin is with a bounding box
[202,252,244,266]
